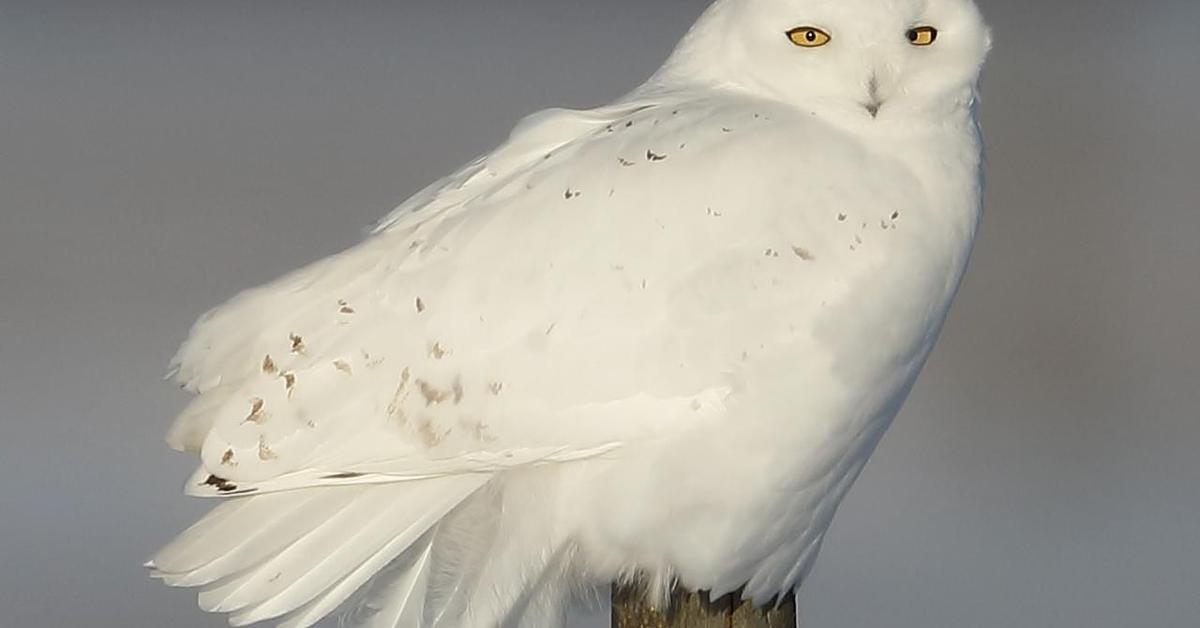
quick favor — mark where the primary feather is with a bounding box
[150,0,991,625]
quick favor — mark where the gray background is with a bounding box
[2,0,1198,626]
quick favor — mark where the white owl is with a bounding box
[148,0,992,626]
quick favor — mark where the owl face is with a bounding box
[664,0,992,122]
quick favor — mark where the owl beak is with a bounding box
[864,74,883,118]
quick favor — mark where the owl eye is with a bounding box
[787,27,832,48]
[906,26,938,46]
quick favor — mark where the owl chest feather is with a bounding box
[572,108,982,593]
[657,107,981,388]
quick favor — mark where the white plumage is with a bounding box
[149,0,992,625]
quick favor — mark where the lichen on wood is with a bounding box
[611,583,795,628]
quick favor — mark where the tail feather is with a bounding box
[195,487,390,614]
[350,538,436,628]
[419,472,570,628]
[229,487,469,626]
[153,490,352,587]
[327,472,573,628]
[275,529,436,628]
[151,477,487,628]
[496,543,575,628]
[421,487,503,627]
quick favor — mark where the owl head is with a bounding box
[656,0,992,122]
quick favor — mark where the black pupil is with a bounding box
[805,30,816,41]
[907,29,919,42]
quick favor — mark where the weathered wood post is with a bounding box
[612,583,795,628]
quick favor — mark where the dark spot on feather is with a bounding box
[792,246,815,261]
[488,381,504,396]
[415,297,426,313]
[244,398,266,424]
[764,248,780,258]
[416,416,448,447]
[262,355,277,375]
[289,334,306,355]
[283,372,296,397]
[333,359,353,375]
[646,149,667,162]
[220,449,236,466]
[891,210,901,220]
[460,416,495,443]
[429,342,450,359]
[721,127,733,133]
[323,472,365,480]
[618,157,635,167]
[837,213,848,222]
[387,368,412,422]
[625,121,633,128]
[564,188,581,200]
[362,350,385,369]
[417,379,450,406]
[201,475,240,493]
[258,437,278,461]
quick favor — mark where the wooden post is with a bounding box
[612,583,795,628]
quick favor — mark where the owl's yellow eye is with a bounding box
[907,26,938,46]
[787,27,831,48]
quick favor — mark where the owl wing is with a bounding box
[164,90,876,498]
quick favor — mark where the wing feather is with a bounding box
[166,91,890,501]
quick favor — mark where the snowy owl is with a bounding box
[148,0,991,626]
